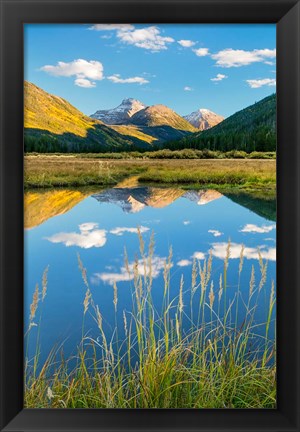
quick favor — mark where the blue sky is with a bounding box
[24,24,276,118]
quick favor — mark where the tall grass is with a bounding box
[26,150,277,160]
[25,155,276,192]
[24,236,276,409]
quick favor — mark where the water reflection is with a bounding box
[45,222,107,249]
[92,187,222,213]
[24,185,276,365]
[91,255,170,286]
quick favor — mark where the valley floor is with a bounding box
[25,155,276,194]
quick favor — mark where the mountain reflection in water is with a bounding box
[92,187,222,213]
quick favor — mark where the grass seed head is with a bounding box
[218,274,223,302]
[30,283,40,321]
[239,245,245,275]
[42,266,49,301]
[209,281,215,308]
[225,239,231,271]
[179,275,184,313]
[77,253,88,289]
[123,311,128,336]
[83,289,91,315]
[113,281,118,312]
[249,265,255,297]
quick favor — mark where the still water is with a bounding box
[24,185,276,364]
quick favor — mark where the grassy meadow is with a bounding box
[24,236,276,409]
[25,154,276,193]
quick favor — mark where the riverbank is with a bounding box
[25,155,276,192]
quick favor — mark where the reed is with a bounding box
[24,237,276,409]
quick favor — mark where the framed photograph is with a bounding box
[0,0,299,431]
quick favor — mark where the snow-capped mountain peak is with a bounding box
[91,99,147,125]
[184,108,224,130]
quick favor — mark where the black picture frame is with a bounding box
[0,0,299,431]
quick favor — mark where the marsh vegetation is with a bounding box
[25,155,276,193]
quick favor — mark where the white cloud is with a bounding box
[193,48,209,57]
[246,78,276,88]
[45,223,107,249]
[208,229,223,237]
[178,39,196,48]
[117,26,174,51]
[107,74,149,84]
[193,251,206,260]
[211,48,276,68]
[110,226,150,236]
[89,24,135,31]
[177,259,192,267]
[184,86,193,91]
[210,242,276,261]
[240,224,276,233]
[183,220,191,225]
[40,59,104,87]
[90,24,174,52]
[93,255,171,285]
[211,73,227,82]
[74,78,96,88]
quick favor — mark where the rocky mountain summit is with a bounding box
[184,109,224,130]
[91,98,147,125]
[130,104,196,131]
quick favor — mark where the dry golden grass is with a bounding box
[110,125,158,144]
[25,155,276,191]
[24,82,98,138]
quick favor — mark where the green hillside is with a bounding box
[24,82,149,152]
[166,94,276,153]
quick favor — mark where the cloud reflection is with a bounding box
[193,252,206,260]
[109,226,149,236]
[211,242,276,261]
[177,259,192,267]
[240,223,276,234]
[45,222,107,249]
[208,229,223,237]
[92,256,171,285]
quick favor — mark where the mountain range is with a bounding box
[24,81,276,153]
[91,98,221,131]
[92,187,223,213]
[24,82,224,152]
